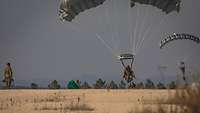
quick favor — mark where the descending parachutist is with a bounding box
[118,54,136,83]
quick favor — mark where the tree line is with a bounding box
[30,78,177,89]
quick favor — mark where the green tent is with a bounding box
[67,80,80,89]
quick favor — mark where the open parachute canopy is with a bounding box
[59,0,181,22]
[131,0,181,14]
[59,0,106,21]
[58,0,182,83]
[160,33,200,49]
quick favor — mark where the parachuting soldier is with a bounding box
[119,54,136,84]
[123,65,135,83]
[3,63,13,88]
[123,65,136,88]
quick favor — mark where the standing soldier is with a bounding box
[3,63,13,88]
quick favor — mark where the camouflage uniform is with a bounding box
[123,66,135,83]
[3,65,13,88]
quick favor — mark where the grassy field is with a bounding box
[0,89,176,113]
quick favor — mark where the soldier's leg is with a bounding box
[6,79,9,88]
[8,79,11,88]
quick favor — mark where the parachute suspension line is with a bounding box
[139,4,151,37]
[66,20,117,57]
[135,21,156,54]
[99,2,116,56]
[135,6,143,52]
[136,11,167,54]
[135,9,157,53]
[113,0,121,55]
[93,0,122,58]
[130,58,134,69]
[95,34,117,57]
[120,59,134,69]
[137,5,150,51]
[120,59,126,69]
[113,0,121,54]
[135,5,149,52]
[132,6,140,55]
[135,6,156,53]
[128,0,133,54]
[104,1,120,55]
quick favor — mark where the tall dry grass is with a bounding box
[134,81,200,113]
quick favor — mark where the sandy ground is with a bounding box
[0,89,175,113]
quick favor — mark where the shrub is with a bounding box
[157,82,166,89]
[119,80,126,89]
[108,80,118,89]
[30,83,39,89]
[136,82,144,89]
[145,79,155,89]
[81,81,91,89]
[48,80,61,89]
[93,78,106,89]
[168,81,177,89]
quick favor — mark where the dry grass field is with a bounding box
[0,89,176,113]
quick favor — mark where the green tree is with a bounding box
[30,83,39,89]
[108,80,118,89]
[168,81,176,89]
[81,81,91,89]
[48,80,61,89]
[157,82,166,89]
[93,78,106,89]
[145,79,155,89]
[136,82,144,89]
[119,80,126,89]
